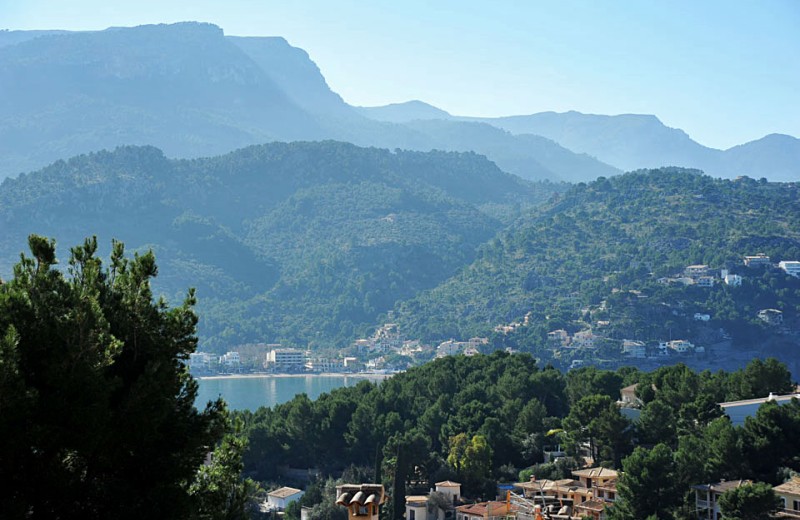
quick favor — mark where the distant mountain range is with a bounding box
[2,22,796,182]
[360,101,800,182]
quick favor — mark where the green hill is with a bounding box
[0,141,557,350]
[395,169,800,368]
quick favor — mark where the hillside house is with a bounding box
[719,392,800,426]
[692,480,751,520]
[267,486,304,511]
[547,329,570,347]
[572,330,598,348]
[695,276,715,287]
[406,481,463,520]
[572,467,618,491]
[619,384,642,407]
[774,477,800,518]
[515,467,619,512]
[684,265,710,278]
[622,340,646,358]
[779,260,800,278]
[455,501,516,520]
[405,496,429,520]
[744,253,771,267]
[723,273,742,286]
[758,308,784,326]
[435,481,462,505]
[666,340,694,354]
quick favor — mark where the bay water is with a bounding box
[195,374,386,411]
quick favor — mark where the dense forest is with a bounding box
[0,142,559,349]
[234,352,800,520]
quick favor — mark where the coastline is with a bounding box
[194,372,394,381]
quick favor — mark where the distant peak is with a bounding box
[355,100,452,123]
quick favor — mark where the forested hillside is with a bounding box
[0,141,556,349]
[396,169,800,367]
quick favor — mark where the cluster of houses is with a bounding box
[187,323,494,376]
[655,254,800,289]
[435,337,489,358]
[657,264,741,288]
[319,471,800,520]
[621,339,703,359]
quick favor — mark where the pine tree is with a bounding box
[0,236,231,519]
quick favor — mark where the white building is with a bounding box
[219,351,241,367]
[779,260,800,278]
[667,340,694,354]
[435,481,461,505]
[724,273,742,286]
[758,308,784,325]
[694,313,711,321]
[266,348,305,372]
[267,487,304,511]
[622,340,646,358]
[684,264,710,277]
[695,276,715,287]
[571,330,597,348]
[744,253,771,267]
[720,393,800,426]
[189,351,214,368]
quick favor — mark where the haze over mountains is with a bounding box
[1,22,797,182]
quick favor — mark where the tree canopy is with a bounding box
[0,235,235,519]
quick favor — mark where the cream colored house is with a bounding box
[774,477,800,518]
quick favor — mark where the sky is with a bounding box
[2,0,799,149]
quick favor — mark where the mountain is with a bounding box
[473,111,720,172]
[402,119,620,183]
[471,112,800,181]
[0,141,558,350]
[0,23,325,177]
[722,134,800,182]
[228,35,355,118]
[0,23,621,183]
[355,100,453,123]
[394,169,800,369]
[360,104,800,181]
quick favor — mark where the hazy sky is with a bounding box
[3,0,799,149]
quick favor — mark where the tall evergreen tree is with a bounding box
[0,236,231,519]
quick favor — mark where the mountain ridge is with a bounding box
[0,141,558,349]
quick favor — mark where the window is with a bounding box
[410,509,416,520]
[793,499,800,511]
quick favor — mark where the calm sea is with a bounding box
[195,374,386,411]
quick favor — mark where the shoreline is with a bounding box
[194,372,394,381]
